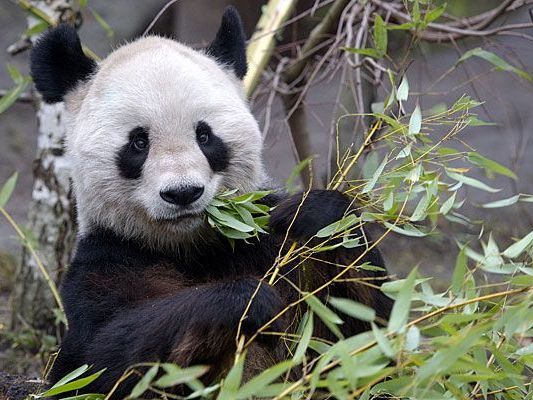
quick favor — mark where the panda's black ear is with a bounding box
[30,24,97,103]
[206,6,247,79]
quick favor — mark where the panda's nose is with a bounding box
[160,185,204,206]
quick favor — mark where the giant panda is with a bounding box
[30,7,393,397]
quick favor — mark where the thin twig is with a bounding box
[142,0,181,36]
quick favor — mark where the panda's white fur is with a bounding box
[64,36,267,249]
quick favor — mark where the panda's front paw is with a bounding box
[269,190,351,241]
[238,279,285,343]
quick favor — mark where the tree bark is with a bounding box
[10,0,79,335]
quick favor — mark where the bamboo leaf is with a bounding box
[236,361,293,399]
[329,297,376,322]
[388,267,417,333]
[130,365,159,398]
[343,47,383,59]
[217,352,245,400]
[373,14,387,55]
[155,365,208,388]
[447,170,501,193]
[502,231,533,259]
[293,311,313,363]
[397,76,409,101]
[468,152,517,179]
[458,47,533,83]
[408,104,422,135]
[482,195,520,208]
[41,369,106,397]
[0,172,18,207]
[362,154,388,194]
[451,247,467,296]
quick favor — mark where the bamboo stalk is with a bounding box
[243,0,298,97]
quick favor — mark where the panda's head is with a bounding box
[30,7,267,247]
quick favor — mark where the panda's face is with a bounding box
[30,9,266,247]
[66,37,264,243]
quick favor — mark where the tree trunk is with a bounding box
[10,0,79,336]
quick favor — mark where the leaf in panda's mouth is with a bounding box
[206,190,272,242]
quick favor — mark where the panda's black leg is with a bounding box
[54,278,283,397]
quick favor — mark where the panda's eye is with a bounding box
[197,132,209,145]
[133,138,148,151]
[196,121,211,145]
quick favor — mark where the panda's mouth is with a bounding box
[155,213,201,223]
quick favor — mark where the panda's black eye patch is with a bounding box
[116,126,150,180]
[195,121,230,172]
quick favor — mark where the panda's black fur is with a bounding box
[30,7,393,398]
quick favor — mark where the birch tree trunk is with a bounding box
[10,0,79,335]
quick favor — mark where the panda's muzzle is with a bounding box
[160,185,205,206]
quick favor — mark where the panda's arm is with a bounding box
[57,278,283,395]
[265,189,393,327]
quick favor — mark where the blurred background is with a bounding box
[0,0,532,374]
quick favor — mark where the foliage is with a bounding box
[206,190,272,244]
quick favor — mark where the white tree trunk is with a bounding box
[10,0,78,334]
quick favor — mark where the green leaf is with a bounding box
[371,322,394,358]
[154,365,208,388]
[41,368,106,397]
[7,64,23,84]
[0,172,18,207]
[293,311,313,363]
[396,143,412,159]
[408,104,422,135]
[305,295,343,325]
[50,364,91,389]
[457,47,533,82]
[468,152,517,179]
[24,21,49,37]
[383,191,394,211]
[206,206,255,232]
[362,154,388,194]
[447,170,501,193]
[417,324,489,381]
[0,78,30,114]
[411,0,420,24]
[315,214,360,237]
[217,352,245,400]
[285,156,313,194]
[373,14,388,55]
[129,365,158,398]
[236,361,293,399]
[451,246,467,296]
[343,47,383,59]
[305,294,344,338]
[502,231,533,259]
[383,222,426,237]
[482,195,520,208]
[388,267,417,333]
[405,325,420,351]
[424,3,446,24]
[329,297,376,322]
[440,192,456,215]
[397,76,409,102]
[410,193,430,222]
